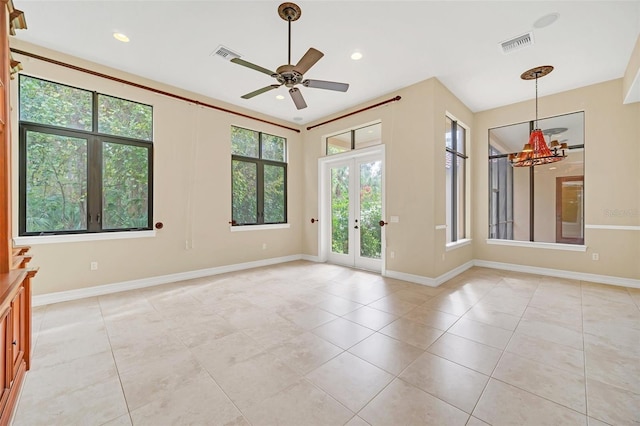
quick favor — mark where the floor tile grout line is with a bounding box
[464,277,540,419]
[97,296,136,425]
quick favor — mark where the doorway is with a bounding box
[319,146,385,272]
[556,175,584,244]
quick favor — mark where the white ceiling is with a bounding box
[13,1,640,125]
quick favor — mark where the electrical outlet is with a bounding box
[262,243,267,250]
[90,261,98,271]
[442,253,446,261]
[390,251,395,259]
[592,253,599,261]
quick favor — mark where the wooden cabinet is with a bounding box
[0,269,33,426]
[0,2,35,424]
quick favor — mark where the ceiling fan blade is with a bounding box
[241,84,282,99]
[303,79,349,92]
[293,48,324,75]
[289,87,307,110]
[231,58,277,77]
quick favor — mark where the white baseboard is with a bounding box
[33,254,303,307]
[474,260,640,289]
[33,255,640,307]
[384,270,437,287]
[385,260,475,288]
[301,254,322,262]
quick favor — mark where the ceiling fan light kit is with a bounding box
[230,2,349,110]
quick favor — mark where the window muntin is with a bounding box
[488,111,585,245]
[231,126,287,225]
[18,75,153,236]
[325,123,381,155]
[446,117,467,243]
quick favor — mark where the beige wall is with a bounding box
[474,79,640,279]
[302,78,474,279]
[10,40,640,296]
[623,34,640,103]
[10,41,304,295]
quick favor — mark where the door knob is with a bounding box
[379,220,388,227]
[354,225,359,229]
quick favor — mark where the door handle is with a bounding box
[379,220,388,227]
[354,225,359,229]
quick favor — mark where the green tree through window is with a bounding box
[18,75,153,235]
[231,126,286,225]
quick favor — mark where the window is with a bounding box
[18,75,153,235]
[326,122,381,155]
[445,116,467,243]
[231,126,287,225]
[488,111,584,245]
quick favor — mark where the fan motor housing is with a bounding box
[276,64,303,87]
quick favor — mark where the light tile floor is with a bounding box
[14,262,640,425]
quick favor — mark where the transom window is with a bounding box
[231,126,287,225]
[18,75,153,235]
[326,122,381,155]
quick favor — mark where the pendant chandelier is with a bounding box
[509,65,567,167]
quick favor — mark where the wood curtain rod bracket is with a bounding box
[10,48,301,133]
[306,95,401,131]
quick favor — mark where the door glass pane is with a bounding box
[25,130,88,232]
[232,160,257,224]
[331,166,350,254]
[102,142,149,229]
[264,164,285,223]
[359,161,382,259]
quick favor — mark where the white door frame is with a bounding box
[317,144,386,273]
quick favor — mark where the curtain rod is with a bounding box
[10,48,301,134]
[306,95,401,131]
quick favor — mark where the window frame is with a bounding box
[17,74,154,236]
[445,116,468,243]
[487,111,585,246]
[325,122,381,156]
[231,126,287,226]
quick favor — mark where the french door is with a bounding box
[319,146,385,272]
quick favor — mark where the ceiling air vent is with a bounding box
[499,32,534,54]
[211,45,241,61]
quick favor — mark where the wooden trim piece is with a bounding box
[10,48,301,134]
[306,96,401,131]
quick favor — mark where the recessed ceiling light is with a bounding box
[350,51,363,61]
[113,32,130,43]
[367,130,373,134]
[293,117,303,121]
[549,167,557,170]
[533,13,559,29]
[275,95,285,100]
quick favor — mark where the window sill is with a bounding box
[230,224,290,232]
[14,230,156,245]
[446,238,472,251]
[486,239,587,252]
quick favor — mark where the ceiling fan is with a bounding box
[231,2,349,110]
